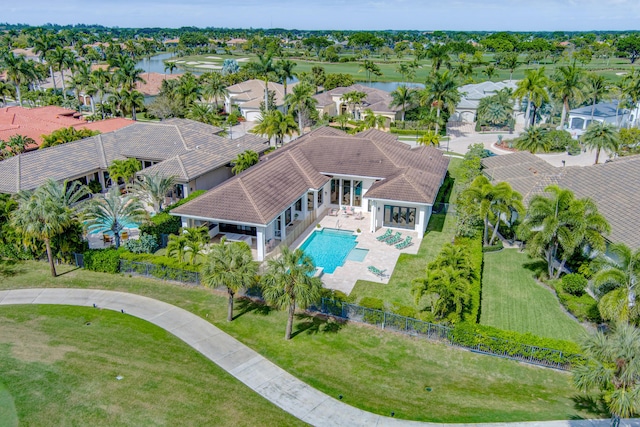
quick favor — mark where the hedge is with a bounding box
[482,240,504,253]
[553,281,602,323]
[118,251,200,272]
[454,235,483,323]
[83,248,120,274]
[139,190,206,241]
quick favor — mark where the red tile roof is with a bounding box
[136,72,183,96]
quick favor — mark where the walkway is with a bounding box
[0,288,631,427]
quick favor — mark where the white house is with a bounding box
[224,79,295,121]
[567,101,632,139]
[452,80,520,124]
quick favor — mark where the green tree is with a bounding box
[0,134,34,158]
[202,72,228,110]
[252,110,299,146]
[583,74,610,122]
[261,247,322,340]
[515,126,551,154]
[0,80,16,106]
[83,186,146,249]
[231,150,259,175]
[1,51,38,106]
[425,44,450,72]
[420,71,460,135]
[396,62,416,85]
[276,59,297,103]
[12,179,89,277]
[582,122,620,165]
[359,60,382,84]
[183,226,210,265]
[41,127,99,149]
[495,52,519,81]
[417,130,440,147]
[514,67,549,129]
[616,34,640,64]
[167,232,189,264]
[245,53,276,112]
[48,46,76,98]
[340,90,367,119]
[129,172,176,213]
[573,323,640,427]
[108,158,141,187]
[284,83,317,135]
[202,238,258,322]
[390,85,418,124]
[487,182,525,246]
[119,89,145,121]
[553,63,585,129]
[460,175,495,245]
[335,113,350,130]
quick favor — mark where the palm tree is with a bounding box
[1,51,38,106]
[514,67,549,129]
[460,175,495,246]
[0,80,16,106]
[396,62,415,84]
[167,232,189,264]
[245,53,276,112]
[83,186,146,249]
[232,150,259,175]
[516,126,551,154]
[390,85,418,125]
[70,61,95,114]
[202,238,258,321]
[487,182,525,246]
[108,158,141,188]
[129,172,176,213]
[584,73,610,122]
[573,323,640,427]
[111,55,146,92]
[592,243,640,324]
[48,46,76,98]
[425,44,450,72]
[252,110,298,147]
[90,68,111,118]
[553,63,585,129]
[175,73,202,110]
[183,226,210,265]
[623,69,640,129]
[340,90,367,120]
[202,72,228,110]
[276,59,297,104]
[164,61,178,77]
[359,60,382,84]
[417,129,440,147]
[119,89,145,120]
[284,83,317,135]
[11,179,88,277]
[261,247,323,340]
[582,122,620,165]
[420,71,460,135]
[335,113,350,130]
[31,31,58,92]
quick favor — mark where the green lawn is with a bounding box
[0,304,302,427]
[0,381,18,427]
[0,261,603,423]
[480,250,587,342]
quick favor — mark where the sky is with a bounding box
[4,0,640,31]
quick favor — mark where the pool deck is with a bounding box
[293,211,420,295]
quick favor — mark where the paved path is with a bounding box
[0,288,634,427]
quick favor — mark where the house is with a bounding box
[451,80,519,124]
[312,84,402,125]
[567,101,632,139]
[0,119,269,199]
[481,151,640,249]
[224,79,295,121]
[171,127,449,261]
[0,106,134,150]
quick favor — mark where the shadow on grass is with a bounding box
[56,267,80,277]
[426,213,446,233]
[522,259,547,279]
[290,313,344,338]
[570,394,609,419]
[233,298,272,320]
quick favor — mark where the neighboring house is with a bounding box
[171,127,449,261]
[482,151,640,249]
[567,101,632,139]
[224,79,295,121]
[0,106,133,150]
[0,118,269,199]
[451,80,520,124]
[313,84,402,124]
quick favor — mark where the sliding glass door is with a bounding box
[383,205,416,229]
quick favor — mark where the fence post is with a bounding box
[405,317,408,333]
[382,311,386,330]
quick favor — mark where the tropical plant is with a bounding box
[515,126,551,154]
[417,130,440,146]
[486,182,525,245]
[583,73,610,122]
[390,85,418,124]
[41,127,99,149]
[359,59,382,84]
[0,134,34,159]
[48,46,76,98]
[129,172,176,213]
[1,51,38,106]
[231,150,259,175]
[552,63,585,129]
[425,44,450,72]
[573,323,640,427]
[276,59,297,102]
[340,90,367,119]
[244,52,276,112]
[202,238,258,321]
[335,113,350,130]
[362,109,386,130]
[591,243,640,324]
[261,247,323,340]
[252,110,298,146]
[0,80,16,106]
[459,175,495,245]
[183,226,210,265]
[513,67,549,128]
[167,232,189,263]
[108,158,141,187]
[284,83,317,135]
[582,122,620,165]
[420,71,460,135]
[202,72,228,110]
[83,186,146,249]
[11,179,89,277]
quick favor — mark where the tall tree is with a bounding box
[202,72,228,110]
[359,60,382,84]
[584,73,610,122]
[420,71,460,135]
[284,83,317,135]
[460,175,495,246]
[48,46,76,98]
[1,51,38,106]
[553,63,585,129]
[129,172,176,213]
[582,122,620,165]
[261,247,322,340]
[108,158,141,187]
[245,53,276,112]
[276,59,297,105]
[202,238,258,322]
[31,31,58,92]
[426,44,450,72]
[252,110,298,147]
[514,67,549,128]
[390,85,418,125]
[231,150,259,175]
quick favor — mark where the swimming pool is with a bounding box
[299,228,357,274]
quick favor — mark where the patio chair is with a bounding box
[328,208,339,217]
[103,234,112,245]
[367,266,387,278]
[354,211,364,220]
[121,231,129,240]
[395,236,413,249]
[376,229,392,241]
[345,206,354,216]
[385,232,403,245]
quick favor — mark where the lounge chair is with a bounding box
[354,211,364,220]
[376,229,392,241]
[328,208,339,217]
[395,236,413,249]
[386,233,403,245]
[345,206,354,216]
[368,266,387,278]
[103,234,112,245]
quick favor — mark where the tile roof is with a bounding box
[172,127,449,226]
[135,72,183,96]
[313,84,401,114]
[482,152,640,249]
[569,101,623,118]
[226,79,296,109]
[0,119,266,193]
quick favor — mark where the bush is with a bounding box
[391,304,417,318]
[123,233,158,254]
[553,281,601,323]
[545,129,572,152]
[561,273,587,296]
[359,297,384,311]
[87,179,102,194]
[567,139,581,156]
[482,240,503,253]
[455,235,483,323]
[139,191,206,241]
[118,251,200,272]
[83,248,120,273]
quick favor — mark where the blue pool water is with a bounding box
[299,228,357,274]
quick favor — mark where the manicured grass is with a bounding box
[0,304,302,427]
[480,250,587,342]
[0,261,602,422]
[0,381,18,427]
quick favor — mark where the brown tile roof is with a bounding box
[172,127,449,226]
[313,84,401,114]
[482,152,640,249]
[226,79,296,109]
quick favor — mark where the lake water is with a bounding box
[136,52,182,74]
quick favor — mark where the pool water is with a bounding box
[347,248,369,262]
[299,228,357,274]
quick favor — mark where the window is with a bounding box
[383,205,416,229]
[295,198,302,211]
[317,189,323,206]
[342,180,351,205]
[330,179,339,204]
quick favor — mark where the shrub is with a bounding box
[83,248,120,273]
[123,233,158,254]
[87,179,102,194]
[392,304,417,318]
[567,139,581,156]
[545,129,572,152]
[455,235,483,323]
[553,281,601,323]
[561,273,587,296]
[359,297,384,311]
[118,251,200,272]
[139,191,206,241]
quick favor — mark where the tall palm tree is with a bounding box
[119,89,145,121]
[460,175,495,246]
[515,126,551,154]
[11,179,88,277]
[284,82,317,135]
[202,72,228,110]
[1,51,38,106]
[0,80,16,106]
[129,172,176,213]
[396,62,416,84]
[340,90,367,120]
[276,59,297,104]
[425,44,450,73]
[623,69,640,129]
[261,247,323,340]
[202,238,258,321]
[83,186,146,249]
[390,85,418,125]
[48,46,76,98]
[90,68,111,118]
[417,130,440,147]
[175,73,201,110]
[252,110,298,147]
[553,63,585,129]
[4,135,34,157]
[167,232,189,264]
[591,243,640,324]
[31,31,58,92]
[584,73,610,122]
[582,122,620,165]
[420,71,460,135]
[245,53,276,112]
[487,182,525,246]
[110,55,146,92]
[573,323,640,427]
[335,113,350,130]
[108,158,141,187]
[69,61,94,113]
[359,60,382,84]
[513,67,549,129]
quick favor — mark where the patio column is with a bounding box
[338,179,343,208]
[98,171,106,190]
[313,190,318,211]
[256,228,265,261]
[280,214,286,240]
[302,195,308,218]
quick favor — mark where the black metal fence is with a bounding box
[316,299,577,371]
[119,260,200,285]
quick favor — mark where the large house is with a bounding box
[171,127,449,261]
[225,79,294,121]
[481,151,640,249]
[313,84,402,124]
[451,80,520,124]
[0,119,269,198]
[567,101,632,138]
